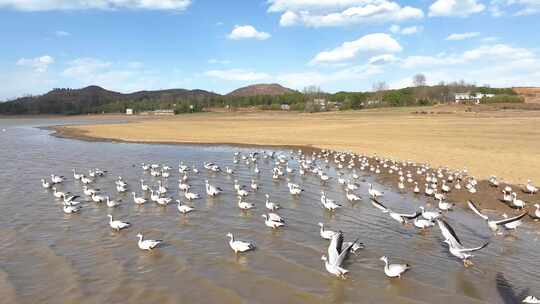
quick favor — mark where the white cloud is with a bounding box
[54,30,71,37]
[16,55,54,72]
[208,59,231,65]
[277,64,384,89]
[389,24,422,35]
[280,10,299,26]
[445,31,480,40]
[204,69,271,81]
[429,0,485,17]
[270,0,423,27]
[492,0,540,15]
[311,33,402,64]
[0,0,191,11]
[227,25,271,40]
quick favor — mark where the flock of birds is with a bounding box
[40,149,539,303]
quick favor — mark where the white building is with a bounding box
[454,93,495,104]
[126,108,133,115]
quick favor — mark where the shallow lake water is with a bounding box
[0,118,538,304]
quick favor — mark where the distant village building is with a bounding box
[280,104,290,111]
[313,98,327,110]
[455,92,495,104]
[152,109,175,116]
[125,108,134,115]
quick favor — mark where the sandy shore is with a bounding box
[52,105,540,184]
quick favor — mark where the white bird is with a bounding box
[50,174,64,184]
[52,187,67,198]
[116,184,127,193]
[320,191,342,211]
[72,169,83,180]
[82,186,99,196]
[140,180,150,191]
[205,180,223,197]
[501,213,523,230]
[107,214,130,231]
[345,189,361,202]
[262,214,285,229]
[510,192,526,209]
[63,203,81,214]
[531,204,540,220]
[106,196,121,208]
[238,198,255,210]
[525,180,538,194]
[371,199,421,224]
[437,219,489,267]
[226,232,254,253]
[419,206,441,221]
[523,296,540,303]
[250,179,259,191]
[438,198,455,211]
[327,232,358,267]
[91,192,106,203]
[156,197,172,206]
[321,255,349,278]
[318,222,337,240]
[368,183,383,198]
[132,192,146,205]
[41,178,51,189]
[137,233,162,251]
[184,190,200,200]
[413,217,435,229]
[176,200,194,214]
[265,194,280,211]
[468,200,527,233]
[287,182,303,195]
[380,256,411,278]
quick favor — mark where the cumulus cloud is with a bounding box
[389,24,422,35]
[311,33,402,64]
[269,0,423,27]
[445,32,480,40]
[16,55,54,72]
[0,0,191,11]
[227,25,271,40]
[204,69,271,81]
[429,0,485,17]
[490,0,540,15]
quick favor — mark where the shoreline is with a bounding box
[48,122,540,217]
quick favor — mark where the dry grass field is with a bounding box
[56,105,540,183]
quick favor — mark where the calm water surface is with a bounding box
[0,118,538,304]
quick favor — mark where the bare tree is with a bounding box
[413,73,426,87]
[372,81,388,92]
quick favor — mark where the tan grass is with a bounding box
[58,106,540,183]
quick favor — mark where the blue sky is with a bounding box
[1,0,539,100]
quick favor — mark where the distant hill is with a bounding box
[513,87,540,103]
[227,83,296,97]
[0,86,219,114]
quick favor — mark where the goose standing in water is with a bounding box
[226,233,254,253]
[287,182,303,195]
[82,185,99,196]
[41,179,51,189]
[321,255,349,278]
[176,200,194,214]
[237,198,255,210]
[413,217,435,230]
[510,192,526,209]
[137,233,162,251]
[262,214,285,229]
[265,194,280,211]
[318,223,337,240]
[107,214,130,231]
[250,179,259,191]
[368,183,383,198]
[468,200,527,233]
[437,219,489,267]
[345,189,361,202]
[525,180,538,194]
[63,202,81,214]
[183,189,200,201]
[50,174,65,184]
[205,180,222,197]
[438,198,455,211]
[52,187,68,199]
[91,192,106,203]
[380,256,411,278]
[140,180,150,191]
[320,191,342,211]
[72,169,83,180]
[530,204,540,220]
[106,196,121,208]
[132,192,147,205]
